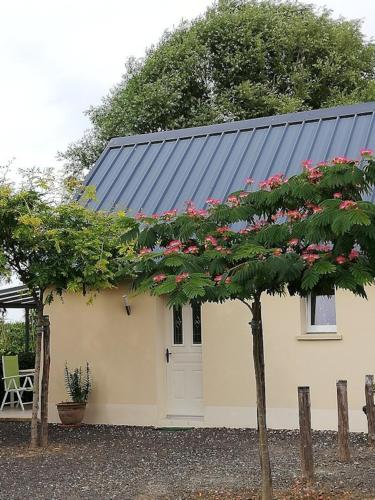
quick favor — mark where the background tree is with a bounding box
[0,175,137,448]
[60,0,375,178]
[129,150,375,499]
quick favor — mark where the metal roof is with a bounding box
[85,101,375,213]
[0,285,36,309]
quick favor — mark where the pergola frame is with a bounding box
[0,285,37,352]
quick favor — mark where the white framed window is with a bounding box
[306,292,337,333]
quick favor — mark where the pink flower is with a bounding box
[360,148,374,156]
[175,272,190,283]
[333,193,342,199]
[312,205,323,214]
[302,160,313,168]
[287,210,302,220]
[135,211,146,220]
[259,173,285,191]
[271,210,284,221]
[238,191,249,199]
[302,253,320,264]
[163,209,177,219]
[214,275,231,284]
[217,226,231,234]
[206,197,221,206]
[339,200,357,210]
[336,256,346,265]
[139,247,152,255]
[317,161,329,167]
[153,274,166,283]
[205,235,218,247]
[168,240,183,249]
[288,238,299,246]
[184,245,199,254]
[164,247,180,255]
[227,195,239,206]
[332,156,351,164]
[305,166,323,182]
[245,177,254,185]
[151,213,159,219]
[349,249,360,260]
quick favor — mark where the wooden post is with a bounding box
[24,308,30,353]
[365,375,375,445]
[30,318,43,448]
[298,386,314,482]
[40,315,51,447]
[336,380,350,461]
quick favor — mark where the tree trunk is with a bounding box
[40,315,51,447]
[30,306,43,448]
[251,296,272,500]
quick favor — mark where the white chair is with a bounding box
[1,355,34,411]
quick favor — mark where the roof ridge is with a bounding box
[108,101,375,148]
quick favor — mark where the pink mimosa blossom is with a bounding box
[206,197,221,206]
[339,200,358,210]
[139,247,152,255]
[302,253,320,264]
[227,195,239,206]
[349,249,360,260]
[302,160,313,168]
[333,193,342,199]
[217,226,231,234]
[135,211,146,220]
[238,191,249,199]
[162,209,177,219]
[153,274,166,283]
[288,238,299,246]
[360,148,374,156]
[287,210,303,220]
[205,235,218,246]
[175,272,190,283]
[245,177,254,185]
[332,156,351,164]
[336,255,346,265]
[184,246,199,254]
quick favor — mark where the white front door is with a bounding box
[166,304,203,416]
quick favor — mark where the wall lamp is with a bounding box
[123,295,132,316]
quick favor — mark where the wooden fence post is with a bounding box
[298,386,314,482]
[336,380,350,461]
[365,375,375,446]
[40,315,51,447]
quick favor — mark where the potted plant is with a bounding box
[56,362,91,426]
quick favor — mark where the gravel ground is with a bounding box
[0,423,374,499]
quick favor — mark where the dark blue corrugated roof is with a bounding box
[85,102,375,213]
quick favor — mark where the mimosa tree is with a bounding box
[130,150,375,499]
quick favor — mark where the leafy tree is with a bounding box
[129,150,375,499]
[0,175,137,447]
[60,0,375,178]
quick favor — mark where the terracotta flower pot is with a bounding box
[56,401,86,426]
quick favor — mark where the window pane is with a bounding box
[173,306,183,344]
[311,294,336,326]
[192,303,202,344]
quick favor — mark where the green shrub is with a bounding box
[0,321,36,354]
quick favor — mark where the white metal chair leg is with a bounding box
[15,390,25,411]
[0,390,9,411]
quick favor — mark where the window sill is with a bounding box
[296,333,342,341]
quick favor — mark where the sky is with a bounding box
[1,0,375,177]
[1,0,375,320]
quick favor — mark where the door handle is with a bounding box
[166,348,172,363]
